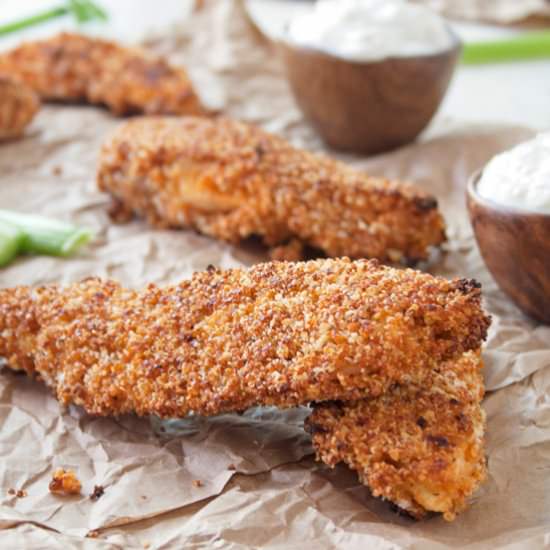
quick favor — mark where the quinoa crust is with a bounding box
[0,33,204,116]
[0,75,39,140]
[98,116,446,262]
[308,350,487,521]
[0,258,488,417]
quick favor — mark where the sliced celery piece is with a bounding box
[463,31,550,65]
[0,220,23,267]
[0,210,92,258]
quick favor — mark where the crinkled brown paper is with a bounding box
[415,0,550,23]
[1,1,550,548]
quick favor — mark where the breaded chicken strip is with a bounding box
[0,258,489,417]
[308,350,486,521]
[0,33,204,116]
[97,117,446,263]
[0,75,39,140]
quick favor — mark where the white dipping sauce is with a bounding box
[286,0,454,62]
[478,133,550,214]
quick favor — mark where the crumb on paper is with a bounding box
[7,488,27,497]
[192,479,203,488]
[227,463,236,471]
[49,468,82,495]
[52,165,63,176]
[90,485,105,501]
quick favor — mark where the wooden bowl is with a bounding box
[467,170,550,324]
[279,36,461,155]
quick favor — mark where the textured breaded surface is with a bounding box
[0,258,489,417]
[0,33,204,116]
[98,117,446,263]
[308,350,487,521]
[0,75,39,140]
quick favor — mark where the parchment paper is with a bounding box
[415,0,550,24]
[1,1,550,548]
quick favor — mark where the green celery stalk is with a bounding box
[0,220,23,267]
[462,31,550,65]
[0,1,108,37]
[0,7,68,37]
[0,210,92,257]
[86,2,108,21]
[69,0,108,23]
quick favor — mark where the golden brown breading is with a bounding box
[97,117,446,263]
[0,75,39,140]
[49,468,82,496]
[307,350,487,521]
[0,33,204,116]
[0,258,489,417]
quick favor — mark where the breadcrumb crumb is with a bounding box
[49,469,82,495]
[90,485,105,501]
[308,350,487,521]
[7,488,27,497]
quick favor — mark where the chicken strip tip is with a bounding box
[308,350,487,522]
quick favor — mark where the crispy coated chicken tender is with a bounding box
[0,75,39,140]
[0,258,489,417]
[97,117,446,263]
[308,350,487,522]
[0,33,204,116]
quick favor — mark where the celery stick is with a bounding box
[0,210,92,257]
[0,220,23,267]
[69,0,108,23]
[0,1,108,38]
[0,7,68,37]
[462,31,550,65]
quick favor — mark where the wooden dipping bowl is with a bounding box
[467,170,550,324]
[279,33,461,155]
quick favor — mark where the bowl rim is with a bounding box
[467,168,550,219]
[278,23,463,66]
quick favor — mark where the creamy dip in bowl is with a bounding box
[279,0,461,154]
[467,134,550,324]
[477,133,550,214]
